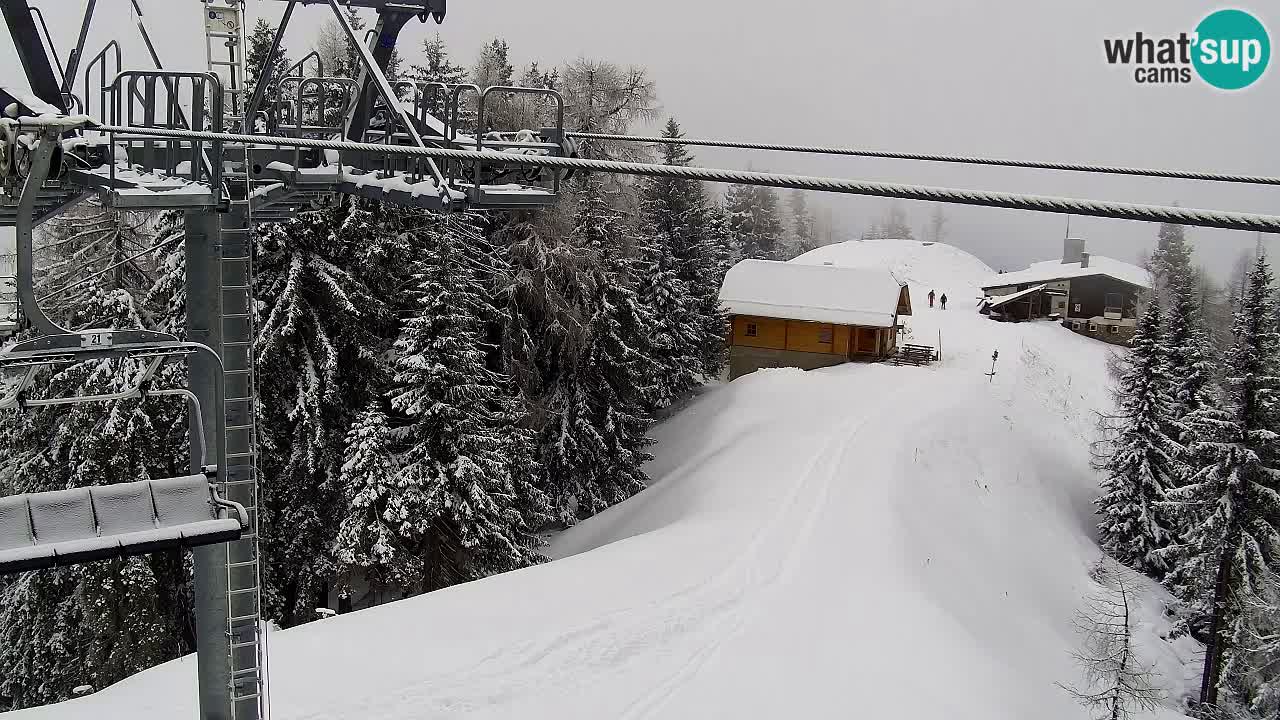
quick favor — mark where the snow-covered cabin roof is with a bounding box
[986,284,1047,309]
[981,256,1150,292]
[719,260,908,328]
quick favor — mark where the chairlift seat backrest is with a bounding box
[152,475,219,525]
[0,495,35,549]
[29,487,97,544]
[92,481,158,535]
[0,476,247,574]
[28,487,121,564]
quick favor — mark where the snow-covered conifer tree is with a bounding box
[411,33,468,85]
[537,173,655,523]
[1164,254,1280,710]
[787,190,818,258]
[391,222,546,590]
[1097,299,1181,576]
[725,183,784,261]
[255,198,394,625]
[639,118,728,384]
[245,18,292,101]
[333,403,421,595]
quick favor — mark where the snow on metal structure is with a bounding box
[0,475,248,573]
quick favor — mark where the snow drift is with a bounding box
[7,240,1198,720]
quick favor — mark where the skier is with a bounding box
[928,290,936,308]
[940,293,948,310]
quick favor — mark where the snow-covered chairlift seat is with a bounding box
[0,475,248,573]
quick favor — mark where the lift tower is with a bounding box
[0,2,571,719]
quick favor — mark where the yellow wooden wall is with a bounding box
[786,320,831,354]
[731,315,901,359]
[732,316,787,349]
[732,316,856,356]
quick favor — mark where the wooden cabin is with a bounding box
[719,260,912,380]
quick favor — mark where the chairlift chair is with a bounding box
[0,329,248,575]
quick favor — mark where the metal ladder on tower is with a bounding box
[220,203,264,720]
[202,0,249,131]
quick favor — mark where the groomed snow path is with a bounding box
[8,240,1196,719]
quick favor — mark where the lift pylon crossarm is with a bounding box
[0,474,248,575]
[0,0,67,115]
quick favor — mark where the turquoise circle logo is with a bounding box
[1193,9,1270,90]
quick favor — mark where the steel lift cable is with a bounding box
[565,131,1280,188]
[64,122,1280,234]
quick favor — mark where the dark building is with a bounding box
[979,239,1150,345]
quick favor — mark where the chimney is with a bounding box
[1080,252,1090,269]
[1062,237,1085,264]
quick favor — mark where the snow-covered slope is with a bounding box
[793,237,994,293]
[9,240,1198,720]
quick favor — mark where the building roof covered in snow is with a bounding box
[981,255,1150,292]
[719,259,910,328]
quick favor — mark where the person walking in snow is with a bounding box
[928,290,936,308]
[940,293,948,310]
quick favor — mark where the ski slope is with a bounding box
[9,240,1200,720]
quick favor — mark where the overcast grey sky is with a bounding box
[3,0,1278,281]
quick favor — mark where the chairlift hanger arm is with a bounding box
[243,0,297,132]
[14,130,69,336]
[0,0,67,112]
[61,0,98,98]
[342,7,416,143]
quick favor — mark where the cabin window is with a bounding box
[745,323,758,337]
[1088,323,1098,333]
[817,327,833,344]
[1072,321,1082,330]
[1109,325,1119,334]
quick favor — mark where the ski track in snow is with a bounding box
[361,395,894,719]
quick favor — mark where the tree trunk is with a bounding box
[1199,542,1235,707]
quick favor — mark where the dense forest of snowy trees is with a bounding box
[1096,223,1280,719]
[0,22,833,709]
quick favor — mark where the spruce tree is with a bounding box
[537,173,655,523]
[472,38,514,90]
[726,183,785,260]
[245,18,292,102]
[333,402,421,595]
[787,190,818,258]
[1165,267,1217,428]
[390,221,546,590]
[1097,299,1181,576]
[636,234,703,408]
[410,32,468,85]
[639,118,728,383]
[255,198,392,625]
[1166,254,1280,710]
[1151,221,1194,298]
